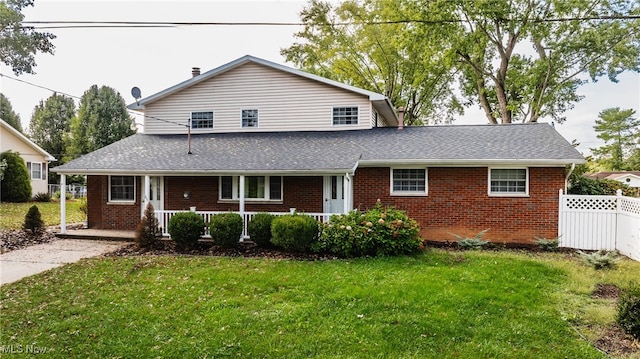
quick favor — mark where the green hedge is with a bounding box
[271,214,319,252]
[209,212,244,248]
[168,212,205,249]
[248,213,276,247]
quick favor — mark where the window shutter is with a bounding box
[43,163,47,180]
[26,161,31,172]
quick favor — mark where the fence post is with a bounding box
[558,189,563,245]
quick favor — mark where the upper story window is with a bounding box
[220,176,282,201]
[333,106,358,125]
[110,175,135,202]
[26,162,46,180]
[391,168,427,196]
[190,111,214,129]
[242,109,259,128]
[489,168,528,196]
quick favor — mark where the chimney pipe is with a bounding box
[397,107,405,130]
[191,67,201,77]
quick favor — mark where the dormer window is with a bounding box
[242,109,259,128]
[190,111,214,129]
[333,106,358,125]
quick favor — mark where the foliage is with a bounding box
[270,213,319,252]
[31,192,51,202]
[315,204,422,257]
[52,190,73,201]
[77,196,87,217]
[568,175,632,196]
[591,108,640,171]
[454,229,490,250]
[167,212,205,249]
[135,203,160,248]
[282,0,460,125]
[0,0,55,75]
[0,94,23,133]
[616,283,640,339]
[0,201,84,230]
[578,249,620,270]
[0,150,32,202]
[209,212,244,248]
[66,85,135,161]
[247,212,276,247]
[29,93,76,167]
[22,204,45,235]
[535,237,559,251]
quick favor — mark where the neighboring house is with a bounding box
[52,55,585,244]
[0,118,56,196]
[585,171,640,188]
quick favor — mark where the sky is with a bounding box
[1,0,639,157]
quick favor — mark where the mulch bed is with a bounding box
[594,326,640,356]
[592,283,622,300]
[0,229,57,254]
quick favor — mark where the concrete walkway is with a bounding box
[0,239,129,286]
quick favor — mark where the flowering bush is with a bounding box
[315,203,423,257]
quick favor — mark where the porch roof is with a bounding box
[52,123,585,175]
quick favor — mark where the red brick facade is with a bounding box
[87,167,564,244]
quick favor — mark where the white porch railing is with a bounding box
[155,210,337,239]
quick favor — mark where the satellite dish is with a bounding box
[131,86,142,100]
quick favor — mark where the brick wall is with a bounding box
[87,175,141,230]
[353,167,565,244]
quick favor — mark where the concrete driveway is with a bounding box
[0,239,129,286]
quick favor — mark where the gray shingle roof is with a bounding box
[52,123,585,175]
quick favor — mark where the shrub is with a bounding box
[32,192,52,202]
[454,229,489,250]
[569,176,632,196]
[535,236,559,251]
[135,203,160,248]
[578,249,619,270]
[78,196,88,218]
[248,213,275,247]
[617,283,640,339]
[23,205,45,236]
[167,211,205,249]
[315,203,423,257]
[52,191,73,201]
[210,212,244,248]
[0,150,32,202]
[271,213,319,252]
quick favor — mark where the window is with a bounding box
[489,168,528,196]
[110,176,135,202]
[219,176,282,201]
[242,109,258,128]
[333,106,358,125]
[26,162,46,180]
[391,168,427,195]
[190,111,214,129]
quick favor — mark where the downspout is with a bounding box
[565,163,576,193]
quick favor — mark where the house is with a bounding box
[0,118,56,197]
[51,55,585,244]
[585,171,640,188]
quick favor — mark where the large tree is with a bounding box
[282,0,461,125]
[0,0,55,75]
[66,85,135,160]
[591,107,639,171]
[29,93,75,165]
[0,93,23,133]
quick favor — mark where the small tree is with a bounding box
[23,205,45,236]
[0,151,32,202]
[135,203,160,248]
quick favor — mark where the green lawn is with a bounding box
[0,201,84,230]
[2,250,637,358]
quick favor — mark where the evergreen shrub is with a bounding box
[135,203,160,248]
[617,283,640,339]
[0,151,32,202]
[248,213,275,247]
[23,205,45,235]
[271,213,319,252]
[209,212,244,248]
[167,211,205,249]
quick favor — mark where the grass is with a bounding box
[3,250,638,358]
[0,201,84,230]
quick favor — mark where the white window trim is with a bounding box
[27,162,45,180]
[390,167,428,196]
[241,109,259,128]
[218,175,283,203]
[487,167,529,197]
[332,105,359,126]
[190,111,215,129]
[108,175,136,203]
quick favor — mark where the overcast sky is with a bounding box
[1,0,638,157]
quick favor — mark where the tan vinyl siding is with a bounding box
[143,62,374,134]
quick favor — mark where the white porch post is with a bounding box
[343,173,352,214]
[143,175,150,217]
[239,175,245,241]
[60,174,67,234]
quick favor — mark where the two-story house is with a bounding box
[52,55,585,244]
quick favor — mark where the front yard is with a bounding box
[1,250,638,358]
[0,201,84,230]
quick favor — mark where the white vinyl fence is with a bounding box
[559,189,640,261]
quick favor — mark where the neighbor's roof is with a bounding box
[0,119,56,161]
[127,55,398,125]
[585,171,640,180]
[52,123,585,175]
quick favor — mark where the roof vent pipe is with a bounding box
[397,107,405,130]
[191,67,201,77]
